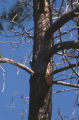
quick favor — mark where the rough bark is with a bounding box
[29,0,53,120]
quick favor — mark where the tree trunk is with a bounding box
[29,0,53,119]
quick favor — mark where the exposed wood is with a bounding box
[0,58,34,75]
[53,80,79,88]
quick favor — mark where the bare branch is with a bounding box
[51,62,79,75]
[0,41,20,44]
[10,20,33,39]
[57,52,79,58]
[0,64,5,92]
[46,7,79,35]
[58,110,64,120]
[53,88,78,94]
[54,27,79,39]
[53,80,79,88]
[0,58,34,75]
[64,54,79,76]
[48,40,79,56]
[20,0,33,8]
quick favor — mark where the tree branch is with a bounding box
[48,40,79,56]
[51,62,79,75]
[58,110,64,120]
[46,7,79,34]
[53,88,78,94]
[0,58,34,75]
[53,80,79,88]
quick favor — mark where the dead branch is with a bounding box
[53,88,78,94]
[20,0,33,8]
[53,80,79,88]
[49,40,79,56]
[10,20,33,39]
[64,54,79,76]
[0,64,5,92]
[47,6,79,34]
[58,110,64,120]
[51,62,79,75]
[54,27,79,39]
[57,52,79,58]
[0,58,34,75]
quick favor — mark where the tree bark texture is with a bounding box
[29,0,53,120]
